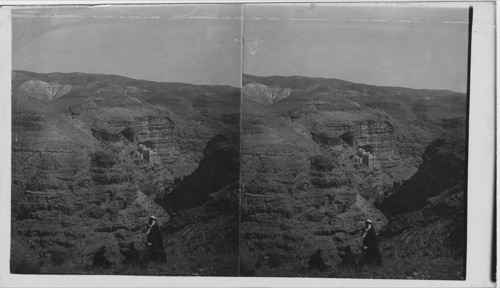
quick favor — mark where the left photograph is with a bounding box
[11,5,241,275]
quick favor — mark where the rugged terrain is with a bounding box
[11,70,468,278]
[239,74,467,278]
[11,70,240,275]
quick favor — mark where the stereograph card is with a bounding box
[0,1,495,287]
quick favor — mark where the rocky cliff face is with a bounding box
[379,138,466,215]
[158,134,240,212]
[19,79,72,101]
[354,121,394,155]
[162,182,239,276]
[377,138,466,261]
[11,71,467,276]
[90,116,176,165]
[309,120,395,163]
[240,74,466,276]
[239,113,390,273]
[11,70,240,275]
[243,83,292,105]
[133,116,175,144]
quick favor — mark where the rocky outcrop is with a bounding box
[239,111,392,275]
[239,74,466,277]
[379,182,465,261]
[11,70,466,276]
[243,83,292,105]
[91,128,124,143]
[353,120,394,158]
[92,116,174,145]
[19,80,71,101]
[309,155,348,188]
[11,70,240,274]
[309,120,394,161]
[378,139,466,216]
[240,185,388,275]
[131,116,175,144]
[158,134,240,212]
[90,116,176,167]
[311,126,354,147]
[162,183,239,276]
[376,139,466,261]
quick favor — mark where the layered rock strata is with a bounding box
[11,70,240,274]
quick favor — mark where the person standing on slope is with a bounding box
[145,215,167,263]
[362,219,382,266]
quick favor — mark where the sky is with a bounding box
[12,5,242,87]
[13,5,469,92]
[243,4,470,92]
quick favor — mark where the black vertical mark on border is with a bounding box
[487,2,498,283]
[465,5,472,281]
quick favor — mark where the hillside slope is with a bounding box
[240,74,467,278]
[11,70,240,275]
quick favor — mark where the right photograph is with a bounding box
[240,4,469,279]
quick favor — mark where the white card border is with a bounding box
[0,1,495,287]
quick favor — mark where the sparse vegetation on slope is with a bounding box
[11,70,240,275]
[240,74,466,278]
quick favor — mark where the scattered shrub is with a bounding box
[90,151,117,168]
[10,249,41,274]
[50,251,67,266]
[11,257,41,274]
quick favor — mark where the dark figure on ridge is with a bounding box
[145,215,166,263]
[120,242,140,266]
[308,249,326,272]
[338,245,356,268]
[362,219,382,266]
[93,245,112,269]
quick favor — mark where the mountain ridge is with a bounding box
[243,73,466,95]
[13,70,242,90]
